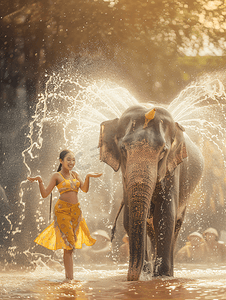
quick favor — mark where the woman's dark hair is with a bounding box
[57,149,71,172]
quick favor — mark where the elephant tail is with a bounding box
[111,200,124,242]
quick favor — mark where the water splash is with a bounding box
[21,71,138,197]
[3,70,226,268]
[13,73,138,266]
[22,73,138,168]
[168,77,226,165]
[168,74,226,244]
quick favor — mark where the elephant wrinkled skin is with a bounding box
[99,105,204,281]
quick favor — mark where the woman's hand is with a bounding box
[27,176,42,183]
[27,173,57,198]
[79,172,102,193]
[87,172,102,178]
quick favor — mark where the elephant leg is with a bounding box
[153,197,176,277]
[174,208,186,244]
[123,201,129,236]
[146,202,156,269]
[143,230,152,274]
[171,208,186,270]
[111,200,124,242]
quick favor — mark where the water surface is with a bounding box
[1,263,226,299]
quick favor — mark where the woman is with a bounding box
[28,149,102,280]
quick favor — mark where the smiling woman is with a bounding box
[27,149,102,280]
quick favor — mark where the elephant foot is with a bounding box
[153,258,173,277]
[143,260,152,274]
[153,273,171,278]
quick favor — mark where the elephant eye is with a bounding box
[120,144,127,157]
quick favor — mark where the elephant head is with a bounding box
[99,105,187,281]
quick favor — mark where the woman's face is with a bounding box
[61,152,75,170]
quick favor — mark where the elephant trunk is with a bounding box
[126,143,158,281]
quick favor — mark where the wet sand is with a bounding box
[1,263,226,299]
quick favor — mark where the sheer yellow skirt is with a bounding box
[34,199,96,250]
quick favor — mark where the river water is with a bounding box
[1,262,226,299]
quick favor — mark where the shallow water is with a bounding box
[1,263,226,299]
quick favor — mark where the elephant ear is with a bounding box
[158,122,187,181]
[98,118,121,172]
[167,122,188,174]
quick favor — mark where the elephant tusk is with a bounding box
[143,108,156,129]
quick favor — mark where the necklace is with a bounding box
[60,170,71,179]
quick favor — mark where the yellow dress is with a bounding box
[35,199,96,250]
[34,172,96,250]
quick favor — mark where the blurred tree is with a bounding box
[1,0,226,104]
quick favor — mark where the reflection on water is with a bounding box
[1,263,226,299]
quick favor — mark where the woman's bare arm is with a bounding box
[27,173,58,198]
[74,172,102,193]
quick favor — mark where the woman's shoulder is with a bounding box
[53,171,61,177]
[53,172,64,186]
[52,172,62,181]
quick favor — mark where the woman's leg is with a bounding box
[63,249,74,279]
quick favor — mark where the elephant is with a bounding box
[98,104,204,281]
